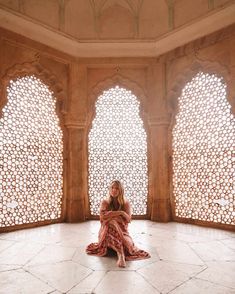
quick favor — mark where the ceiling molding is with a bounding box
[0,3,234,57]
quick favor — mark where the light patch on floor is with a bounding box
[0,220,234,293]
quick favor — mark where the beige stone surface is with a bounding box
[0,13,234,228]
[0,221,234,293]
[0,0,234,57]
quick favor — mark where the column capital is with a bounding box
[148,115,171,127]
[64,118,86,129]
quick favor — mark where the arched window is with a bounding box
[0,75,63,227]
[88,86,148,216]
[173,72,235,225]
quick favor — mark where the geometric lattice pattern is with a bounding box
[0,75,63,227]
[88,86,148,216]
[173,72,235,225]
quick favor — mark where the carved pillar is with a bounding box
[147,62,172,222]
[230,43,235,115]
[65,63,87,222]
[65,123,86,222]
[149,116,172,222]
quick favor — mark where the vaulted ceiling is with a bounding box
[0,0,234,57]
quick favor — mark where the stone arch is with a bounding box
[86,73,151,218]
[89,73,148,129]
[88,74,149,157]
[167,61,235,229]
[0,60,67,126]
[0,60,67,229]
[167,60,232,117]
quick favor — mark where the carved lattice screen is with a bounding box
[173,72,235,225]
[88,86,148,215]
[0,75,63,227]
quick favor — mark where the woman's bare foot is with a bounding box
[117,252,126,268]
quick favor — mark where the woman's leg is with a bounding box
[117,248,126,267]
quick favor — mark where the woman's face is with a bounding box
[110,183,120,198]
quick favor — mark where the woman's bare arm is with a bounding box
[99,200,131,222]
[119,201,131,223]
[99,200,121,221]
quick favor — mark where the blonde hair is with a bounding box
[108,180,125,210]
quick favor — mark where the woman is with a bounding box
[86,180,150,267]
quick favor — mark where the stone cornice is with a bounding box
[0,3,234,57]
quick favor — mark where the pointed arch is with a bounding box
[89,73,148,117]
[87,74,150,217]
[0,61,67,230]
[167,60,232,117]
[169,66,235,229]
[88,74,149,151]
[0,60,67,124]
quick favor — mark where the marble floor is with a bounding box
[0,220,234,294]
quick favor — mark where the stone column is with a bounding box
[149,116,172,222]
[229,42,235,115]
[65,123,86,222]
[64,63,87,222]
[147,62,172,222]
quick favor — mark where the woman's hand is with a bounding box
[119,211,131,222]
[112,211,130,223]
[100,210,119,220]
[101,210,130,222]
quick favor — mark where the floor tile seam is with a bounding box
[0,258,28,266]
[148,259,207,268]
[149,242,205,265]
[136,259,208,283]
[44,242,81,249]
[172,233,214,243]
[134,259,161,271]
[71,247,79,260]
[23,244,47,266]
[218,238,235,251]
[92,270,110,293]
[22,267,58,292]
[188,264,208,279]
[0,241,16,255]
[25,258,87,269]
[154,255,205,267]
[134,240,160,253]
[134,236,175,244]
[71,261,96,271]
[0,238,49,247]
[186,241,206,264]
[186,276,235,290]
[204,260,235,265]
[135,270,161,293]
[0,265,23,273]
[63,268,95,294]
[47,289,62,294]
[134,227,168,234]
[167,276,194,294]
[24,245,78,264]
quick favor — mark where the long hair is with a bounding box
[107,180,125,211]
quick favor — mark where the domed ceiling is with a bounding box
[0,0,234,57]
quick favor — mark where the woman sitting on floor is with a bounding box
[86,180,150,267]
